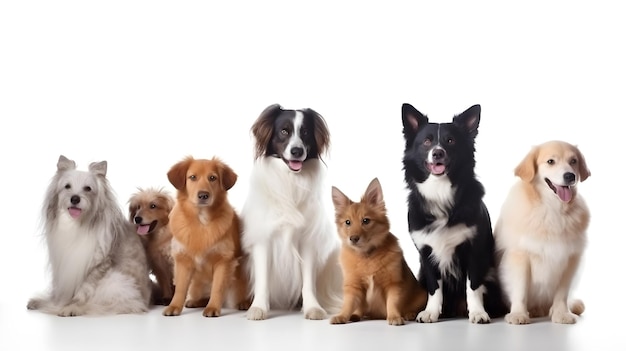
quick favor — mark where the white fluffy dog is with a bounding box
[27,155,152,316]
[241,104,343,320]
[494,140,590,324]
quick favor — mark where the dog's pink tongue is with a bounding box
[137,225,150,235]
[428,163,446,175]
[556,186,572,202]
[68,207,82,219]
[289,160,303,171]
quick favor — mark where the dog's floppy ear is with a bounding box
[402,103,428,141]
[574,145,591,182]
[302,108,331,157]
[89,160,107,177]
[218,161,238,191]
[128,198,138,222]
[453,104,481,138]
[514,146,538,182]
[252,104,283,159]
[167,157,193,190]
[331,186,352,214]
[57,155,76,172]
[160,191,175,211]
[362,177,385,209]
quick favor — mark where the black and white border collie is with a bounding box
[240,104,343,321]
[401,103,503,323]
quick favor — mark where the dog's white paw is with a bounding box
[304,307,326,320]
[246,306,268,321]
[57,304,85,317]
[551,311,577,324]
[469,311,491,324]
[27,298,43,310]
[505,311,530,325]
[416,310,439,323]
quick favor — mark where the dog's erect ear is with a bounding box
[218,161,238,191]
[453,104,481,138]
[574,145,591,182]
[402,103,428,140]
[331,186,352,214]
[252,104,284,159]
[363,178,385,208]
[514,146,538,182]
[302,108,331,157]
[57,155,76,172]
[167,157,193,190]
[89,160,107,177]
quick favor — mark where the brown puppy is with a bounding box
[330,178,427,325]
[494,140,591,324]
[163,156,250,317]
[128,187,176,305]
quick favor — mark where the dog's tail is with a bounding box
[316,245,344,315]
[569,299,585,316]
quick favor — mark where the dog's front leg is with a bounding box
[502,250,531,324]
[549,255,581,324]
[247,244,270,320]
[301,246,326,320]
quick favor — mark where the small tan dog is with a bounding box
[163,156,250,317]
[128,187,176,305]
[330,178,427,325]
[494,140,591,324]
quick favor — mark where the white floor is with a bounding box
[3,299,624,351]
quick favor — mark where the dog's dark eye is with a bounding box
[423,138,432,146]
[64,184,71,189]
[362,218,370,225]
[281,129,288,136]
[209,175,217,182]
[547,159,555,165]
[189,175,196,181]
[447,137,455,145]
[570,158,577,165]
[150,203,157,209]
[83,186,91,192]
[345,219,351,226]
[301,128,308,136]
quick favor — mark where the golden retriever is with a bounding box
[163,156,250,317]
[494,140,591,324]
[128,187,176,305]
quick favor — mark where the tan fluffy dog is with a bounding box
[330,178,427,325]
[494,140,591,324]
[163,156,250,317]
[128,187,176,305]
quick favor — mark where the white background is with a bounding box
[1,1,624,350]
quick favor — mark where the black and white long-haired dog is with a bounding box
[401,103,503,323]
[241,104,343,321]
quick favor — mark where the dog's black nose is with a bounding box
[349,235,360,244]
[70,195,80,205]
[291,147,304,158]
[198,191,210,201]
[134,216,143,224]
[432,148,446,161]
[563,172,576,184]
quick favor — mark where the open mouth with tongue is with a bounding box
[136,221,157,235]
[545,178,573,202]
[426,162,446,176]
[284,159,304,172]
[68,206,82,219]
